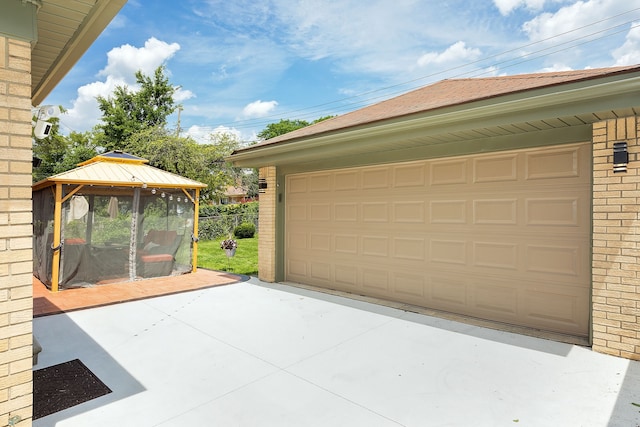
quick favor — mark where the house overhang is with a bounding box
[228,71,640,170]
[1,0,127,105]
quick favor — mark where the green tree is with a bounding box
[203,132,246,201]
[124,128,244,202]
[256,116,335,140]
[32,118,99,182]
[96,65,177,151]
[256,119,310,140]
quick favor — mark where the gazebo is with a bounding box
[32,151,207,292]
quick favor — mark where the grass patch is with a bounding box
[197,236,258,276]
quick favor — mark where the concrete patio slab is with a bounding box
[33,277,640,426]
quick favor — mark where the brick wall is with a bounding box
[0,35,34,426]
[258,167,277,282]
[592,116,640,360]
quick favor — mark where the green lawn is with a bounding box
[197,236,258,275]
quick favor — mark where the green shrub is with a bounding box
[198,218,229,241]
[234,222,256,239]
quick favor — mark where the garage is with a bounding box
[230,65,640,357]
[285,142,591,337]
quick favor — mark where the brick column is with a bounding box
[0,36,34,425]
[258,166,277,282]
[592,116,640,360]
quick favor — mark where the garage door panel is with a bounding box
[362,202,389,222]
[472,242,518,270]
[363,269,390,292]
[474,283,518,316]
[287,232,307,250]
[309,233,331,251]
[309,173,332,192]
[393,164,426,187]
[334,234,358,254]
[361,235,389,257]
[310,203,331,221]
[430,159,468,185]
[335,265,358,288]
[525,146,580,180]
[430,240,467,265]
[310,262,331,282]
[392,237,426,261]
[288,175,308,193]
[362,168,390,189]
[526,244,581,276]
[287,259,307,278]
[430,200,467,224]
[287,204,307,221]
[392,201,425,223]
[334,171,359,190]
[473,155,518,183]
[392,272,425,298]
[473,199,518,224]
[430,275,468,308]
[285,142,591,337]
[523,285,588,334]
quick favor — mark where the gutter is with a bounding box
[228,74,640,167]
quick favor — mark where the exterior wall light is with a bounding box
[258,178,268,193]
[613,142,628,173]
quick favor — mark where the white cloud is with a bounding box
[184,124,245,145]
[493,0,547,15]
[99,37,180,84]
[539,64,574,72]
[242,100,278,118]
[417,42,482,67]
[522,0,627,42]
[184,124,213,144]
[613,22,640,65]
[174,87,195,103]
[63,38,182,132]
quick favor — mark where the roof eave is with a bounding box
[228,73,640,168]
[31,0,127,105]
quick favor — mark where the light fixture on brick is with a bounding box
[613,141,628,173]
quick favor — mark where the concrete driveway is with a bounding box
[34,277,640,426]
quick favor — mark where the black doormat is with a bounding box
[33,359,112,420]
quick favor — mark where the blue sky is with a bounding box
[43,0,640,144]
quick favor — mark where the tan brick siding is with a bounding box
[258,167,277,282]
[0,35,33,426]
[592,116,640,359]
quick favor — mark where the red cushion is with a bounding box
[64,238,86,245]
[141,254,173,263]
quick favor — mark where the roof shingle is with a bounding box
[248,65,640,148]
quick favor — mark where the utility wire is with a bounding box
[209,7,640,132]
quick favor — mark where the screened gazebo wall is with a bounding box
[33,185,197,289]
[32,151,206,291]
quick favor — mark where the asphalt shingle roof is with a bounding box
[249,65,640,148]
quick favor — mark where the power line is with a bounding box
[209,7,640,132]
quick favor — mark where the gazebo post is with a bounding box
[51,183,63,292]
[191,188,200,273]
[128,188,141,281]
[86,195,94,244]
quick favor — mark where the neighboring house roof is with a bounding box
[224,186,248,198]
[229,64,640,168]
[33,151,207,191]
[30,0,127,104]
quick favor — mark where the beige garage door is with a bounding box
[285,142,591,337]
